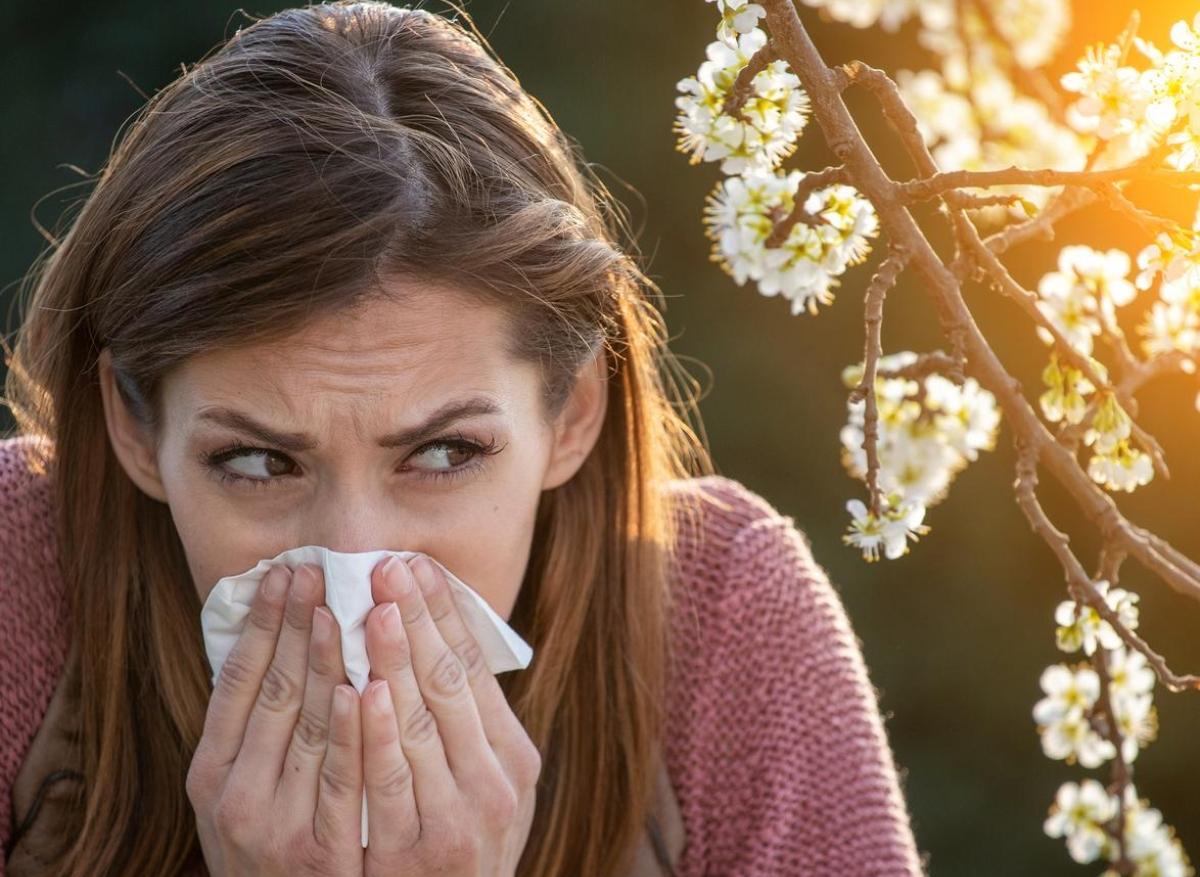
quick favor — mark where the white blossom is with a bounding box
[1100,645,1157,765]
[1054,580,1140,656]
[1039,352,1095,425]
[841,495,930,562]
[1033,246,1135,356]
[702,169,879,314]
[1062,43,1146,138]
[674,28,810,175]
[897,62,1088,222]
[1044,779,1118,865]
[987,0,1070,68]
[704,0,766,47]
[838,353,1001,519]
[1114,787,1195,877]
[1087,439,1155,493]
[1033,663,1116,767]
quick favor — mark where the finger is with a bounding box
[363,591,458,825]
[362,678,420,859]
[403,553,534,775]
[198,564,292,772]
[228,562,324,793]
[277,600,350,817]
[375,556,500,784]
[314,684,365,852]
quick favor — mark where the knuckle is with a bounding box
[376,760,414,800]
[216,647,261,693]
[429,647,466,697]
[258,662,303,712]
[284,595,314,632]
[277,824,325,867]
[452,635,487,680]
[248,597,283,635]
[401,702,440,746]
[293,706,329,754]
[437,828,478,865]
[427,596,454,624]
[406,598,429,626]
[379,636,414,676]
[480,779,519,825]
[295,838,332,873]
[212,791,252,844]
[308,644,337,678]
[319,760,358,802]
[512,738,543,791]
[185,755,217,807]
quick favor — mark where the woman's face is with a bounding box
[99,283,608,621]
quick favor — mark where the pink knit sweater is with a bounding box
[0,433,925,875]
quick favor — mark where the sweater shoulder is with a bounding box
[662,473,805,610]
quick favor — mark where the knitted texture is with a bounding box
[0,433,925,875]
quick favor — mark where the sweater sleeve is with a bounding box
[0,436,70,874]
[703,512,926,875]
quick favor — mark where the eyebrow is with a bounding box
[195,396,503,452]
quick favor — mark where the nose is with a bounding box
[304,484,400,554]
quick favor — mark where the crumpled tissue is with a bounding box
[199,545,535,847]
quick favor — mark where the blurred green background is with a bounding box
[3,1,1199,873]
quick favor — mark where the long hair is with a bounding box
[2,2,717,874]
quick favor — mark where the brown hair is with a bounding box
[2,1,716,874]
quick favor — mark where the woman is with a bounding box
[0,2,924,874]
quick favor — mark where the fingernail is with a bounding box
[382,602,402,636]
[264,566,290,601]
[292,565,319,602]
[413,556,438,595]
[313,606,333,643]
[334,684,353,717]
[370,680,392,714]
[384,555,414,596]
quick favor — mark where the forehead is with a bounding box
[164,285,520,413]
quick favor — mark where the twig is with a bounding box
[1091,644,1135,874]
[876,349,966,384]
[721,41,780,120]
[1013,442,1200,693]
[766,164,847,246]
[1056,350,1194,452]
[955,218,1170,479]
[983,187,1097,254]
[849,248,910,517]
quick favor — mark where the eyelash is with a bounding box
[201,431,504,491]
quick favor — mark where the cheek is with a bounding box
[167,497,280,604]
[158,454,298,603]
[430,489,540,623]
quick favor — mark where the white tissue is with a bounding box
[199,545,535,847]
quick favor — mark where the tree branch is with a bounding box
[756,0,1200,617]
[899,166,1200,202]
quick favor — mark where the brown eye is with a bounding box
[217,448,296,481]
[408,441,476,472]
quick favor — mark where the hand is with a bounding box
[187,562,365,876]
[356,553,542,876]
